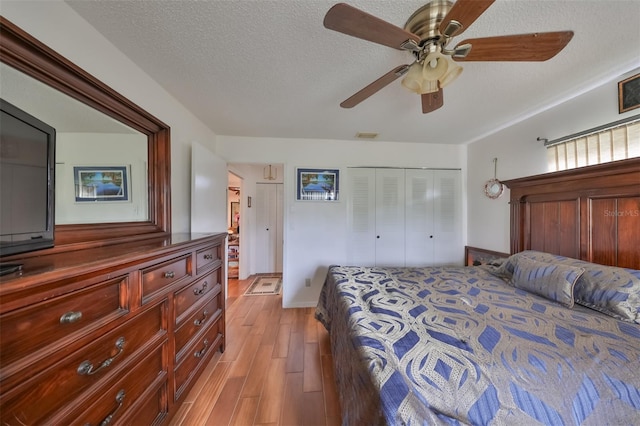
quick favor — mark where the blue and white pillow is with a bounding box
[512,256,584,308]
[493,250,640,323]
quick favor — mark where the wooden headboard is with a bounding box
[503,158,640,269]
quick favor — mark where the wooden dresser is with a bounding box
[0,232,226,425]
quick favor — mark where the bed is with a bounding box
[316,159,640,425]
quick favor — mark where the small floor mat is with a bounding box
[244,276,282,296]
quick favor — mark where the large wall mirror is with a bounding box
[0,17,171,252]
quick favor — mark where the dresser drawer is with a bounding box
[0,275,129,375]
[174,295,223,361]
[63,344,166,426]
[120,383,167,426]
[0,302,166,426]
[174,320,223,401]
[196,244,222,275]
[174,270,221,322]
[141,255,189,301]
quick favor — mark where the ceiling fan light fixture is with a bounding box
[420,79,440,94]
[401,62,424,94]
[421,51,448,81]
[438,60,462,88]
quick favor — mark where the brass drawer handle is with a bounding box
[163,271,175,279]
[194,310,208,326]
[77,337,126,376]
[94,389,125,426]
[194,339,209,358]
[203,254,213,260]
[193,281,208,296]
[60,311,83,324]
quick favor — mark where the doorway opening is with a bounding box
[227,172,241,283]
[227,163,284,289]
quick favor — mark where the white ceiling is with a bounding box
[64,0,640,145]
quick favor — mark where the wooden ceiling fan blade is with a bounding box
[439,0,495,37]
[453,31,574,61]
[340,65,410,109]
[324,3,420,50]
[421,88,443,114]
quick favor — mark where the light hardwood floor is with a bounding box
[169,276,342,426]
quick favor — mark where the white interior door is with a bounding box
[432,170,462,265]
[190,141,227,233]
[255,183,283,273]
[275,183,283,273]
[405,169,435,266]
[347,167,462,268]
[375,168,405,266]
[347,168,376,266]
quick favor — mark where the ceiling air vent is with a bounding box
[355,132,379,140]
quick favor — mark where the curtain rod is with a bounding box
[544,113,640,147]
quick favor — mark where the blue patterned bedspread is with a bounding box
[315,265,640,426]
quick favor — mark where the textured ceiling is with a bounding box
[65,0,640,145]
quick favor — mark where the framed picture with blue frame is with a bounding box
[296,168,339,201]
[74,166,129,202]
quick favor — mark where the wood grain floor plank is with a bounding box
[170,277,342,426]
[260,300,281,345]
[272,323,291,358]
[303,342,323,393]
[220,316,251,362]
[228,332,262,378]
[321,354,341,423]
[243,296,266,326]
[205,376,245,425]
[260,324,278,346]
[278,309,290,325]
[285,331,304,373]
[302,391,327,426]
[255,357,287,424]
[230,396,259,426]
[280,372,304,426]
[304,309,319,343]
[242,344,274,398]
[180,361,232,425]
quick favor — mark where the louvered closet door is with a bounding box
[347,168,461,267]
[404,169,462,266]
[347,168,376,266]
[405,169,435,266]
[375,168,406,266]
[432,170,462,265]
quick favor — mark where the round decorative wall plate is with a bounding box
[484,178,504,199]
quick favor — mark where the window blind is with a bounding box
[546,117,640,171]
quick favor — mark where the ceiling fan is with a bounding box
[324,0,573,113]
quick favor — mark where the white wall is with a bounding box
[218,136,465,307]
[2,1,224,234]
[466,66,640,253]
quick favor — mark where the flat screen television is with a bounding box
[0,98,56,270]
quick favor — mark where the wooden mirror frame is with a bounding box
[0,17,171,253]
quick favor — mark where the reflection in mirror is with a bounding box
[0,63,148,224]
[0,16,170,251]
